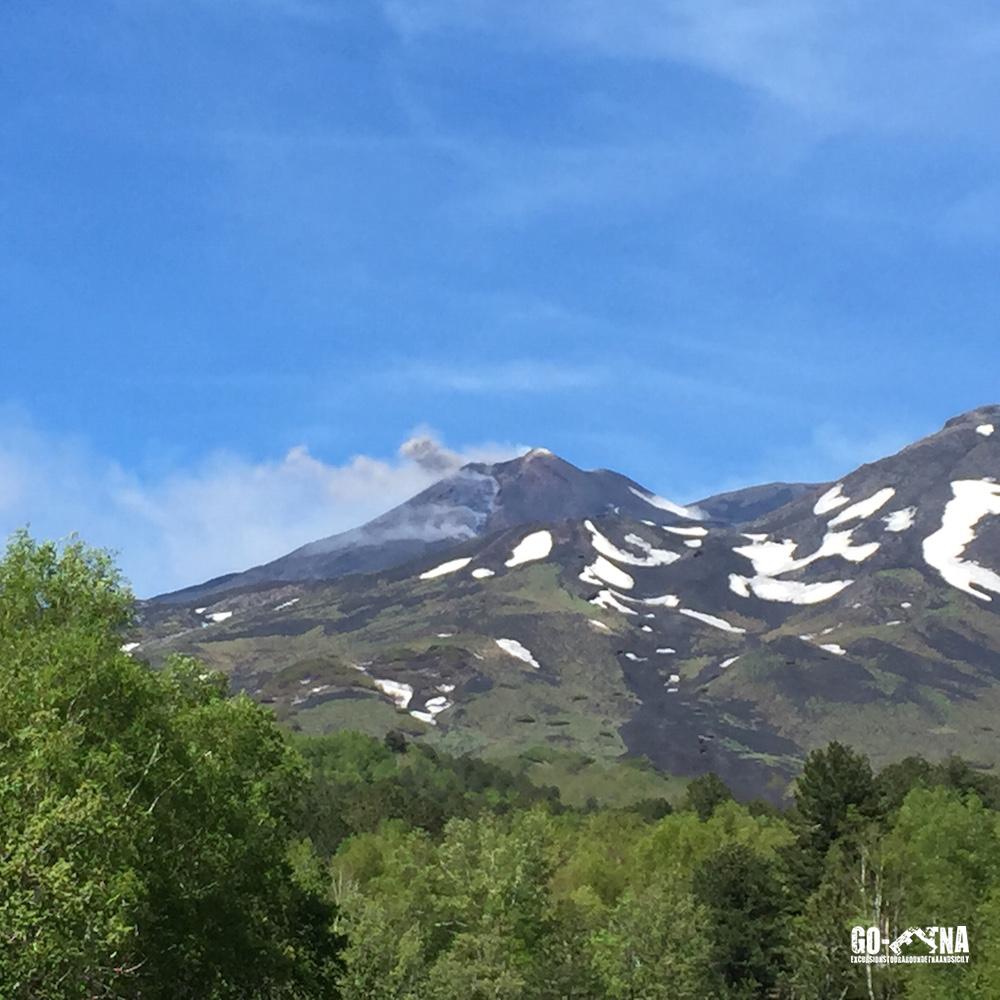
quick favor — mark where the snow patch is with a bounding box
[495,638,541,669]
[656,647,676,654]
[205,611,232,623]
[663,525,708,537]
[623,533,682,565]
[641,625,653,632]
[588,618,612,632]
[734,529,878,576]
[194,607,207,615]
[410,695,453,725]
[273,598,300,611]
[505,530,553,567]
[627,486,705,520]
[669,673,680,683]
[814,484,849,515]
[883,507,916,532]
[471,567,496,579]
[922,480,1000,601]
[976,424,995,437]
[624,652,647,662]
[720,656,740,669]
[729,574,853,605]
[580,555,635,590]
[828,487,896,527]
[121,642,140,654]
[684,539,702,548]
[584,520,679,567]
[679,608,746,634]
[374,678,413,709]
[617,591,680,609]
[590,590,638,615]
[820,643,847,656]
[420,557,473,580]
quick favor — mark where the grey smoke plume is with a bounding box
[398,433,463,474]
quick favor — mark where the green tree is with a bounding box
[787,742,879,896]
[692,843,787,997]
[0,533,340,998]
[589,882,714,999]
[681,772,734,820]
[883,786,1000,1000]
[426,811,555,999]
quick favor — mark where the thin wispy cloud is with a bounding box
[677,421,922,505]
[0,416,522,597]
[382,361,606,393]
[382,0,1000,135]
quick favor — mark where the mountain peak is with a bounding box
[943,404,1000,433]
[153,445,698,602]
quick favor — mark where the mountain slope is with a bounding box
[154,448,704,604]
[136,406,1000,800]
[694,482,819,524]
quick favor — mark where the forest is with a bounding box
[2,532,999,999]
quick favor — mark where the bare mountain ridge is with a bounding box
[137,407,1000,799]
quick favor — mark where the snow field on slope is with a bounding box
[410,696,453,725]
[922,480,1000,601]
[627,486,705,520]
[678,608,746,634]
[419,557,473,580]
[883,507,916,532]
[590,590,638,614]
[583,520,679,567]
[580,556,635,590]
[505,530,553,567]
[814,484,850,515]
[728,573,853,605]
[374,678,413,709]
[495,638,541,669]
[734,530,878,576]
[663,525,708,537]
[828,487,896,527]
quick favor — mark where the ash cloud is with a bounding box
[398,432,464,475]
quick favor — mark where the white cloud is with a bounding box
[0,417,522,598]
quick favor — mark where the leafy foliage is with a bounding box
[0,533,340,998]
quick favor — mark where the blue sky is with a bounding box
[3,1,999,594]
